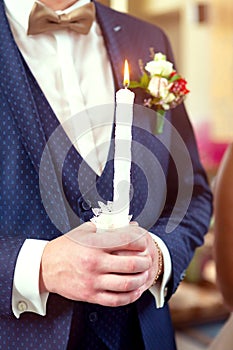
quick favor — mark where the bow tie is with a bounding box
[27,2,96,35]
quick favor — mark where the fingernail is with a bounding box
[129,221,139,226]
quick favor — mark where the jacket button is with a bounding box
[89,312,98,323]
[180,270,186,281]
[81,200,92,211]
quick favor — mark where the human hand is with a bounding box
[112,227,163,292]
[39,222,161,307]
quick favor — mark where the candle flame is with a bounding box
[123,59,130,88]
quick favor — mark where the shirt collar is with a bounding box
[4,0,91,33]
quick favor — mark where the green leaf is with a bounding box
[169,74,181,83]
[128,80,143,89]
[129,72,150,90]
[140,73,150,88]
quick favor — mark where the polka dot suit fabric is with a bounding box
[0,1,212,349]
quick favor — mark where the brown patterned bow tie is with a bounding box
[27,2,96,35]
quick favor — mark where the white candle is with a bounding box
[113,60,135,226]
[90,60,135,230]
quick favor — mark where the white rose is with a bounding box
[164,92,176,103]
[145,57,173,77]
[154,52,166,61]
[147,76,170,99]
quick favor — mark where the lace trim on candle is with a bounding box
[91,201,132,230]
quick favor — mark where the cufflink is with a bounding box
[17,300,28,312]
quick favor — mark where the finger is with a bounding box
[95,270,149,292]
[93,289,143,307]
[109,234,149,253]
[99,225,147,251]
[112,250,148,256]
[100,253,152,274]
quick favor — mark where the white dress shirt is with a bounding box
[4,0,171,318]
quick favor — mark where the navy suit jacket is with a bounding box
[0,1,212,349]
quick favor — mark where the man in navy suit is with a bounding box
[0,0,212,349]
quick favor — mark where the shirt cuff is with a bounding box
[12,239,49,318]
[148,232,172,308]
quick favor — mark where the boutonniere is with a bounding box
[129,49,190,133]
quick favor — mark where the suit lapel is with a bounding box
[95,2,142,91]
[95,2,155,109]
[95,2,125,90]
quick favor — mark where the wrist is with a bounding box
[39,262,47,294]
[39,242,50,294]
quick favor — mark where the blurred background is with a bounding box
[97,1,233,349]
